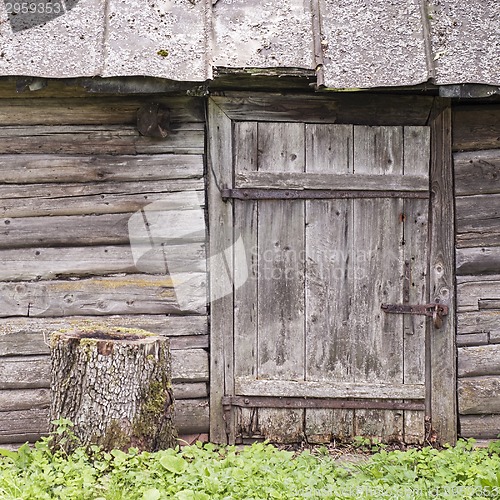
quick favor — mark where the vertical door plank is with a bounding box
[352,126,405,441]
[304,124,355,442]
[208,101,234,443]
[256,122,305,443]
[233,122,259,440]
[429,99,457,445]
[403,126,430,443]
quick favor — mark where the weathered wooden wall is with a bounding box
[0,90,209,446]
[454,103,500,439]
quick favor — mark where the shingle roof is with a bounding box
[0,0,498,88]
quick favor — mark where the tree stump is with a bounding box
[50,327,176,452]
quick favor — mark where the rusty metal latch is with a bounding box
[381,303,449,329]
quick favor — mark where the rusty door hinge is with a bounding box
[381,303,449,329]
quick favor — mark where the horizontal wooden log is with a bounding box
[455,194,500,248]
[453,105,500,151]
[0,409,49,444]
[454,150,500,195]
[456,234,500,249]
[0,389,50,411]
[458,345,500,377]
[456,194,500,224]
[0,356,50,389]
[0,332,208,357]
[456,247,500,275]
[0,78,201,98]
[0,154,203,185]
[0,209,205,249]
[171,349,209,383]
[0,244,206,281]
[174,399,210,435]
[0,349,208,390]
[1,185,205,219]
[456,333,489,347]
[212,94,433,125]
[235,378,425,400]
[235,172,428,192]
[0,274,207,317]
[460,414,500,439]
[0,316,207,356]
[458,376,500,414]
[0,383,206,414]
[457,276,500,312]
[0,125,204,155]
[173,383,208,400]
[0,399,209,443]
[489,330,500,343]
[457,310,500,335]
[0,96,204,125]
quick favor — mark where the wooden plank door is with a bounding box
[208,95,456,446]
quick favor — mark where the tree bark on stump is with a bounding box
[50,327,176,452]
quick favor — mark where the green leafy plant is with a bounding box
[2,432,500,499]
[352,435,387,453]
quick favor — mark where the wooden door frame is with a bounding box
[207,93,456,445]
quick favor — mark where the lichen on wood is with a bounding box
[50,327,176,452]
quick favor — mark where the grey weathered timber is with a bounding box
[454,149,500,196]
[457,276,500,312]
[453,105,500,152]
[304,123,354,443]
[171,349,209,384]
[0,97,204,126]
[458,376,500,414]
[0,93,208,448]
[235,172,428,192]
[171,399,210,435]
[209,96,451,445]
[256,121,305,443]
[428,98,456,445]
[211,94,434,126]
[0,154,203,184]
[457,310,500,335]
[0,211,204,249]
[172,383,208,400]
[460,415,500,439]
[457,333,489,347]
[208,99,234,444]
[458,345,500,377]
[456,192,500,249]
[0,409,50,444]
[0,399,210,444]
[1,187,204,219]
[0,350,208,390]
[0,356,50,389]
[402,126,430,444]
[456,247,500,275]
[0,125,204,155]
[351,125,405,442]
[0,245,205,281]
[235,378,425,400]
[0,274,206,317]
[233,121,259,442]
[0,388,50,411]
[0,316,207,356]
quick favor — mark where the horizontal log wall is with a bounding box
[0,91,208,445]
[454,103,500,439]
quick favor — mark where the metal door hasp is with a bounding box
[381,303,449,329]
